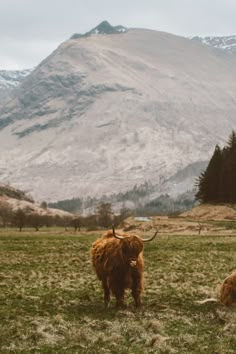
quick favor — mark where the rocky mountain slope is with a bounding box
[0,23,236,202]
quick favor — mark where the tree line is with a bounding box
[196,130,236,204]
[0,202,131,232]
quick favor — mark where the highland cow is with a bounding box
[90,227,158,308]
[220,271,236,306]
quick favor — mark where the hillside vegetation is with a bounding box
[0,182,73,229]
[196,131,236,204]
[0,183,33,202]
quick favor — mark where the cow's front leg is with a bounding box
[102,278,110,308]
[114,289,125,308]
[131,286,142,307]
[131,272,143,307]
[111,280,125,308]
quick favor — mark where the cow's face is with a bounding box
[121,236,143,267]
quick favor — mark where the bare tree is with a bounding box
[28,213,43,231]
[71,216,81,232]
[96,203,113,228]
[40,201,48,210]
[198,221,203,235]
[0,204,13,227]
[62,216,72,231]
[81,214,98,231]
[13,209,26,232]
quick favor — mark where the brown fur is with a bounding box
[90,229,144,308]
[220,271,236,306]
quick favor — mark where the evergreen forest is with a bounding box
[196,130,236,203]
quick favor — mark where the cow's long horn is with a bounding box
[140,230,159,242]
[112,226,125,240]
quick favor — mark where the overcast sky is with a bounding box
[1,0,236,70]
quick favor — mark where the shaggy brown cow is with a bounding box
[220,271,236,306]
[90,227,158,308]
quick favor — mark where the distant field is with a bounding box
[0,228,236,353]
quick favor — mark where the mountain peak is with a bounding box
[70,21,127,39]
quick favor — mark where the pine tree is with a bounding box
[195,145,222,203]
[195,171,208,203]
[224,130,236,203]
[218,147,230,202]
[226,130,236,150]
[196,131,236,204]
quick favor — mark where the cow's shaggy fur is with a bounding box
[220,271,236,306]
[90,229,145,308]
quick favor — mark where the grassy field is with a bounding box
[0,228,236,353]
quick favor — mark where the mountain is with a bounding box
[0,69,32,100]
[71,20,127,39]
[192,35,236,54]
[0,23,236,203]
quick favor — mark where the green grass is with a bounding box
[0,229,236,353]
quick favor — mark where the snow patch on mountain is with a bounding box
[0,68,32,100]
[192,35,236,54]
[0,69,32,89]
